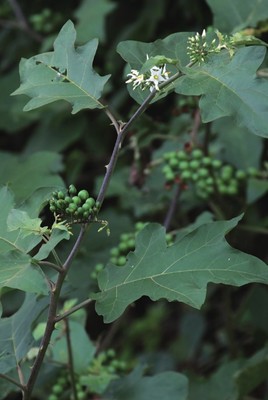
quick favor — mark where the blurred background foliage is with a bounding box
[1,0,268,399]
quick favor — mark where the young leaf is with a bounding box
[12,20,110,113]
[94,217,268,323]
[0,294,48,374]
[175,46,268,137]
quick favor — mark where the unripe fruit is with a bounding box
[117,256,127,266]
[178,161,189,170]
[57,191,65,199]
[72,196,82,205]
[68,184,77,195]
[78,190,89,201]
[191,148,203,159]
[189,159,200,170]
[86,197,95,207]
[211,159,222,169]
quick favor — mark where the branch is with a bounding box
[163,184,181,231]
[64,319,78,400]
[55,298,93,322]
[7,0,42,42]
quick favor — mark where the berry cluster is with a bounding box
[48,349,127,400]
[162,148,258,199]
[91,222,174,279]
[49,185,100,223]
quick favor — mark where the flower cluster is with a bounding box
[126,56,170,92]
[187,29,235,64]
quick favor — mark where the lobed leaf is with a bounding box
[12,20,110,113]
[94,216,268,323]
[175,46,268,137]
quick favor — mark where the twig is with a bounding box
[189,108,201,146]
[38,260,64,273]
[55,298,93,322]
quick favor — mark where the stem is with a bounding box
[64,319,78,400]
[7,0,42,42]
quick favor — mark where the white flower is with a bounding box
[126,69,145,90]
[145,64,169,92]
[126,58,170,92]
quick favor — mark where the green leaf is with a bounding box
[212,117,263,169]
[0,151,63,204]
[12,20,110,113]
[0,294,48,374]
[0,251,48,294]
[34,227,70,261]
[107,368,188,400]
[0,187,48,294]
[176,46,268,137]
[94,217,268,323]
[7,209,47,238]
[0,187,42,254]
[75,0,117,43]
[206,0,268,33]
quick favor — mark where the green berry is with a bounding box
[110,247,120,257]
[165,171,175,181]
[178,161,189,170]
[64,196,72,204]
[198,168,209,178]
[177,150,188,160]
[67,203,77,213]
[50,205,56,213]
[119,242,128,252]
[107,348,116,358]
[95,263,104,273]
[72,196,82,205]
[52,384,63,394]
[189,159,200,170]
[236,170,247,180]
[181,170,191,180]
[68,184,77,195]
[78,190,89,201]
[247,167,258,177]
[57,191,65,199]
[48,395,58,400]
[211,159,222,169]
[85,197,95,207]
[117,256,127,266]
[168,157,178,168]
[77,391,85,400]
[127,238,135,248]
[202,156,212,166]
[191,148,203,159]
